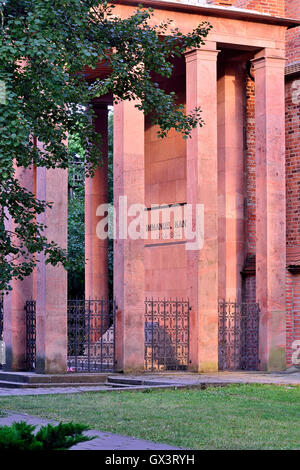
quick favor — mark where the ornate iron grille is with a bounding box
[145,299,190,371]
[67,299,116,373]
[218,300,260,371]
[25,300,36,371]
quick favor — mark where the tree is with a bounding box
[67,133,85,298]
[0,0,212,291]
[67,110,112,298]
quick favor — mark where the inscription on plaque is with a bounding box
[145,203,187,246]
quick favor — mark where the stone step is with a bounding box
[0,372,109,385]
[0,380,111,389]
[105,382,134,388]
[0,381,28,389]
[107,376,170,386]
[0,373,186,391]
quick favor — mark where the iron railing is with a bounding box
[145,298,190,371]
[218,300,260,371]
[67,299,116,373]
[24,299,116,373]
[25,300,36,371]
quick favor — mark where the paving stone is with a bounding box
[0,412,180,450]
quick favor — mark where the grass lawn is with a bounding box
[1,384,300,449]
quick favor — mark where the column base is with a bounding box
[2,346,27,372]
[259,348,286,372]
[35,356,67,375]
[189,362,219,373]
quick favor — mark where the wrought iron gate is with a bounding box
[67,299,116,372]
[25,300,36,371]
[218,300,260,371]
[24,299,116,372]
[145,299,190,371]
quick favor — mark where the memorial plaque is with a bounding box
[145,203,187,247]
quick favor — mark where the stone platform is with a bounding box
[130,370,300,387]
[1,370,300,396]
[0,371,109,389]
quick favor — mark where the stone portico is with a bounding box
[3,1,299,374]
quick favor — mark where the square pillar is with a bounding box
[185,43,219,372]
[113,99,145,373]
[252,49,286,371]
[85,104,109,300]
[3,166,35,371]
[36,166,68,374]
[217,60,245,301]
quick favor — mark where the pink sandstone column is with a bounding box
[185,43,219,372]
[3,166,35,371]
[114,99,145,373]
[218,59,245,301]
[36,166,68,374]
[85,105,109,301]
[252,49,286,371]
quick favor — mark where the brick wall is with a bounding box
[210,0,285,16]
[286,78,300,247]
[234,0,284,15]
[285,0,300,66]
[242,73,256,303]
[242,274,256,303]
[285,0,300,20]
[285,1,300,369]
[286,27,300,66]
[245,76,256,257]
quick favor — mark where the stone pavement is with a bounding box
[1,370,300,396]
[130,369,300,387]
[0,411,180,450]
[0,384,120,396]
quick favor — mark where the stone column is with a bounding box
[36,166,68,374]
[218,60,245,301]
[3,166,35,371]
[85,105,109,301]
[185,43,219,372]
[113,99,145,373]
[252,49,286,371]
